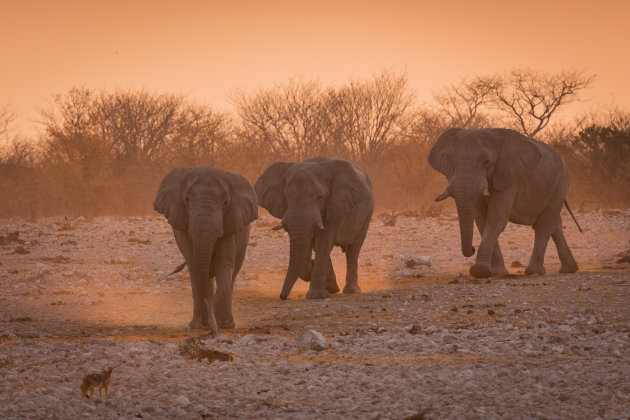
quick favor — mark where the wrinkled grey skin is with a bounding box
[255,157,374,300]
[154,167,257,336]
[429,128,579,278]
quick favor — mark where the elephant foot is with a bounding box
[560,261,578,273]
[342,284,361,294]
[189,315,218,337]
[492,265,509,277]
[525,264,546,275]
[188,317,205,330]
[327,284,340,294]
[326,277,340,294]
[217,318,235,329]
[469,263,492,278]
[306,288,331,299]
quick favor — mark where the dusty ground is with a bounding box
[0,209,629,419]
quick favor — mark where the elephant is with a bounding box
[153,167,257,335]
[428,127,581,278]
[255,156,374,300]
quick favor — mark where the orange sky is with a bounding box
[1,0,629,135]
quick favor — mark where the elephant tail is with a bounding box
[564,199,583,233]
[169,261,187,275]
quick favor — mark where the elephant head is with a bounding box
[153,167,257,334]
[255,157,369,299]
[428,128,542,257]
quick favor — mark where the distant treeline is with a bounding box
[0,69,629,218]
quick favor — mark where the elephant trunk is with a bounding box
[453,186,476,258]
[190,223,219,335]
[280,230,313,300]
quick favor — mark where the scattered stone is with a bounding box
[297,329,328,352]
[405,256,431,268]
[511,260,523,268]
[174,396,191,406]
[578,283,591,291]
[404,325,422,335]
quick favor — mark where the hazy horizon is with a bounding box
[2,0,629,136]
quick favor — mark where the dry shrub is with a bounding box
[0,70,626,219]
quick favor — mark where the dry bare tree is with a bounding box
[0,104,14,141]
[491,69,595,136]
[232,79,331,161]
[94,90,183,164]
[167,104,234,167]
[432,76,500,128]
[328,71,414,164]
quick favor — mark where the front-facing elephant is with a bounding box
[255,157,374,300]
[154,167,257,336]
[429,128,581,278]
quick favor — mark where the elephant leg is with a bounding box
[525,226,551,275]
[212,236,236,329]
[551,219,578,273]
[342,244,362,294]
[474,202,508,276]
[470,194,511,278]
[326,257,339,294]
[343,217,369,294]
[526,185,567,275]
[232,226,250,284]
[306,228,335,299]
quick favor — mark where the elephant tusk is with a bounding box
[482,187,490,198]
[434,190,450,202]
[317,222,325,230]
[271,223,285,231]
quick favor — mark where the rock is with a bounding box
[174,396,191,406]
[404,324,422,335]
[297,329,328,352]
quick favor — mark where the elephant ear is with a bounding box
[153,167,189,232]
[321,159,371,223]
[428,127,462,178]
[222,172,258,236]
[254,162,293,219]
[492,130,542,191]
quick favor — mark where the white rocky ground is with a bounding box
[0,209,629,419]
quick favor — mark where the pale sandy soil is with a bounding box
[0,209,629,419]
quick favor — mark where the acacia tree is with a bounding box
[491,69,595,136]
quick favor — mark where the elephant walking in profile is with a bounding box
[154,167,257,336]
[255,157,374,300]
[428,128,581,278]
